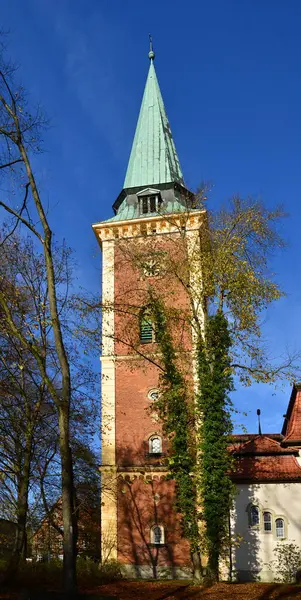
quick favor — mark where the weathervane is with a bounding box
[148,34,155,61]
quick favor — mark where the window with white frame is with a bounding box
[263,511,272,533]
[249,505,260,527]
[149,435,162,454]
[275,518,285,539]
[248,506,287,538]
[150,524,164,545]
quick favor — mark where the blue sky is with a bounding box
[2,0,301,434]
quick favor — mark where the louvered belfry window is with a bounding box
[140,314,154,344]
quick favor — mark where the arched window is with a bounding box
[149,435,162,454]
[140,312,155,344]
[150,524,164,545]
[263,511,272,533]
[249,505,260,527]
[276,518,285,539]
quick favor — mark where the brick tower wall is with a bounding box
[113,231,194,574]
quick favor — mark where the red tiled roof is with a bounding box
[231,455,301,482]
[232,433,283,442]
[228,385,301,482]
[230,435,297,456]
[282,384,301,443]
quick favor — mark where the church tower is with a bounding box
[93,45,205,578]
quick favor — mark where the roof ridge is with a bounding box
[240,435,280,447]
[232,434,299,456]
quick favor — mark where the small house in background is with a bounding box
[32,493,100,561]
[230,383,301,581]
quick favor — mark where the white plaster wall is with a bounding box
[231,482,301,581]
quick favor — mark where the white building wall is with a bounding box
[231,482,301,581]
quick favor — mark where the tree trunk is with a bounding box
[1,433,32,584]
[58,406,77,597]
[0,77,78,595]
[20,142,78,596]
[206,548,219,583]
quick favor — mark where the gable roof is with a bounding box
[232,433,283,442]
[231,455,301,483]
[231,435,298,456]
[282,383,301,443]
[230,433,301,483]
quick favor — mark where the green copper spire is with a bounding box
[124,43,184,189]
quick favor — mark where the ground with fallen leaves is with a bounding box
[83,581,301,599]
[2,581,301,599]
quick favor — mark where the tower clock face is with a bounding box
[142,257,161,277]
[141,251,167,278]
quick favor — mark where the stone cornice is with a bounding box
[92,210,205,245]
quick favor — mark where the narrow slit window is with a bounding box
[275,518,285,539]
[263,512,272,533]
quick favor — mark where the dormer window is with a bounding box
[140,195,160,215]
[138,190,162,215]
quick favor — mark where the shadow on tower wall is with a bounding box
[115,443,191,579]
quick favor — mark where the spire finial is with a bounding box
[148,34,155,61]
